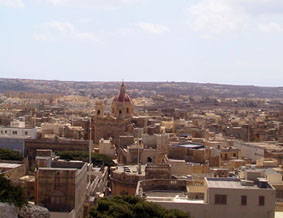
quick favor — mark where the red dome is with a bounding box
[113,82,132,103]
[114,94,131,102]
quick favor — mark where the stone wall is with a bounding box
[0,203,50,218]
[1,163,26,180]
[24,138,89,170]
[137,179,187,194]
[0,203,17,218]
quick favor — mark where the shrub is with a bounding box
[56,151,115,167]
[90,195,190,218]
[0,148,23,161]
[0,174,27,207]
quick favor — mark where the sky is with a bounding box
[1,0,283,87]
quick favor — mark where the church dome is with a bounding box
[111,82,134,119]
[113,93,131,103]
[112,82,132,103]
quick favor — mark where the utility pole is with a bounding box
[137,139,141,174]
[89,117,92,164]
[247,124,250,142]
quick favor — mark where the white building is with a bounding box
[0,126,37,139]
[234,141,283,162]
[138,177,276,218]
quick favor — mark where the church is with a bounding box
[92,82,135,144]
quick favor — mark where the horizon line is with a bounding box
[0,77,282,88]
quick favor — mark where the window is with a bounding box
[54,172,60,190]
[12,131,17,135]
[215,194,227,205]
[276,190,283,199]
[25,131,28,135]
[233,153,236,157]
[241,195,247,206]
[259,196,265,206]
[170,180,177,185]
[126,108,129,113]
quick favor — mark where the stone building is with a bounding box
[168,143,209,163]
[0,162,26,180]
[92,82,135,144]
[110,165,145,196]
[145,164,171,180]
[234,141,283,163]
[110,163,172,196]
[98,138,116,158]
[111,82,134,119]
[116,134,169,165]
[35,159,88,218]
[24,138,89,170]
[137,177,275,218]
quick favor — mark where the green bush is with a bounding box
[56,151,115,167]
[0,148,23,161]
[0,174,27,207]
[90,195,190,218]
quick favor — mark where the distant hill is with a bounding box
[0,78,282,99]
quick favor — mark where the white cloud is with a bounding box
[33,21,98,42]
[188,0,248,35]
[0,0,24,7]
[258,22,283,33]
[35,0,143,9]
[187,0,283,36]
[135,22,170,34]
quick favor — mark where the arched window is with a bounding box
[97,110,100,115]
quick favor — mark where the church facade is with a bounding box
[92,82,135,144]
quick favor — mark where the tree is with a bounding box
[56,151,115,167]
[0,174,27,207]
[90,195,190,218]
[0,148,23,161]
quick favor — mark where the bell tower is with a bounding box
[95,100,104,118]
[112,82,134,119]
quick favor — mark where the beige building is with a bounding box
[98,138,116,158]
[35,160,88,218]
[110,165,145,196]
[0,162,26,180]
[234,141,283,163]
[92,83,135,144]
[137,177,276,218]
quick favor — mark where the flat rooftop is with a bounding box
[19,175,35,182]
[145,190,204,203]
[173,144,204,149]
[206,178,273,190]
[0,163,22,169]
[115,165,145,176]
[241,142,283,151]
